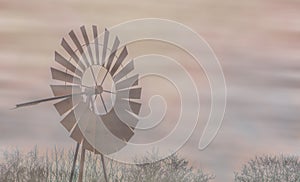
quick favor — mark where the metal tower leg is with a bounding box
[78,147,86,182]
[69,143,80,182]
[101,154,108,182]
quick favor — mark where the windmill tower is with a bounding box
[15,25,142,182]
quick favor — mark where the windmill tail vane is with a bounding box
[15,25,142,182]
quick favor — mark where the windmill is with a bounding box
[15,25,142,182]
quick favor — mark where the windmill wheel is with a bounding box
[51,26,142,155]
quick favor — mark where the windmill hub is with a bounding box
[83,85,103,95]
[95,85,103,94]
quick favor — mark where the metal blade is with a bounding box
[101,28,109,65]
[54,51,83,77]
[129,100,142,115]
[54,95,81,115]
[114,98,140,127]
[92,25,99,65]
[76,103,94,132]
[70,124,84,143]
[82,139,95,152]
[113,60,134,82]
[69,30,90,67]
[60,102,87,131]
[110,47,128,76]
[82,109,97,152]
[51,67,81,84]
[101,109,134,142]
[69,102,90,142]
[71,102,94,144]
[115,74,139,90]
[60,109,76,132]
[117,87,142,99]
[50,85,81,96]
[94,112,127,154]
[80,26,94,65]
[61,38,85,70]
[105,36,120,71]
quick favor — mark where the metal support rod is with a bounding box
[78,147,86,182]
[69,143,80,182]
[101,154,108,182]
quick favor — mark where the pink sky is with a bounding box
[1,0,300,181]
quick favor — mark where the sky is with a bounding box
[0,0,300,181]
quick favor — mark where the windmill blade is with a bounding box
[71,103,95,142]
[60,102,88,131]
[70,124,84,143]
[51,67,81,84]
[114,99,141,129]
[50,85,81,96]
[127,100,142,127]
[117,87,142,99]
[113,60,134,82]
[60,109,76,132]
[94,112,127,155]
[54,51,83,77]
[69,30,90,67]
[82,139,95,152]
[54,95,81,115]
[115,74,139,90]
[92,25,100,65]
[110,47,128,76]
[76,102,95,132]
[80,26,94,65]
[101,28,109,65]
[61,38,86,71]
[70,102,90,143]
[101,109,134,142]
[105,36,120,71]
[81,108,97,153]
[128,100,142,115]
[114,98,141,127]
